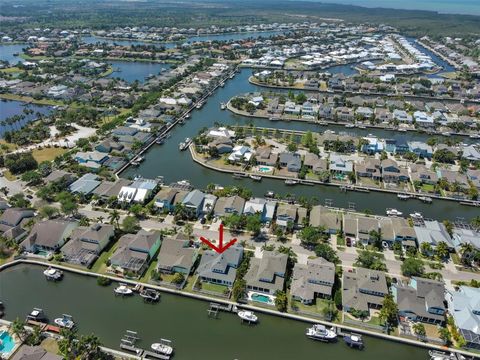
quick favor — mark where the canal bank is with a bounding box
[2,261,473,360]
[119,68,479,221]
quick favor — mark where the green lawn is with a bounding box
[291,297,332,316]
[140,260,158,283]
[201,282,229,294]
[91,245,117,274]
[420,183,435,193]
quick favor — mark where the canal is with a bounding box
[121,68,479,221]
[107,61,171,83]
[0,264,428,360]
[0,43,26,65]
[0,100,53,137]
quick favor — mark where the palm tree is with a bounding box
[183,223,193,239]
[435,241,450,261]
[108,210,120,229]
[460,243,474,266]
[96,216,105,223]
[79,217,91,227]
[10,318,27,341]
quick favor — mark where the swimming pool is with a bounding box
[248,291,275,305]
[0,331,15,354]
[257,166,273,173]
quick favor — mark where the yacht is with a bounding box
[429,351,458,360]
[249,175,262,181]
[114,284,133,296]
[27,308,47,322]
[397,193,411,200]
[179,138,191,151]
[54,314,75,329]
[140,288,160,302]
[386,208,403,217]
[43,267,63,281]
[151,342,174,356]
[343,333,364,349]
[418,196,433,204]
[237,310,258,323]
[306,324,337,342]
[285,179,299,185]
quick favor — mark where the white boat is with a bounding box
[306,324,337,341]
[429,350,458,360]
[27,308,46,322]
[44,268,63,281]
[345,124,355,128]
[469,134,480,139]
[357,125,367,129]
[151,342,173,355]
[114,285,133,296]
[140,288,160,302]
[249,175,262,181]
[343,333,364,349]
[398,128,407,132]
[442,132,451,137]
[409,212,423,219]
[220,103,226,110]
[418,196,433,204]
[237,310,258,323]
[54,314,75,329]
[285,179,299,185]
[185,114,191,119]
[177,180,191,187]
[386,208,403,216]
[397,193,410,200]
[265,191,275,198]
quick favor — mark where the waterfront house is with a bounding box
[279,152,302,172]
[389,217,417,247]
[291,258,335,304]
[228,145,253,163]
[329,153,353,176]
[302,101,316,117]
[61,223,115,268]
[276,203,302,228]
[437,169,470,192]
[309,206,341,234]
[22,219,78,254]
[255,146,279,167]
[408,141,433,159]
[202,194,217,215]
[303,153,327,174]
[467,169,480,190]
[381,159,409,183]
[355,158,382,180]
[245,251,288,295]
[392,277,445,325]
[157,233,198,275]
[182,189,206,218]
[342,268,389,313]
[413,111,435,127]
[154,188,181,212]
[11,345,63,360]
[110,230,161,275]
[44,170,76,185]
[208,127,236,139]
[118,178,159,204]
[243,197,268,221]
[283,101,301,115]
[0,208,35,242]
[214,196,246,217]
[92,178,132,201]
[69,173,101,195]
[196,243,243,287]
[409,164,438,186]
[95,139,125,154]
[451,228,480,253]
[462,145,480,162]
[355,106,374,120]
[361,137,384,155]
[446,286,480,349]
[74,150,109,170]
[414,220,454,251]
[393,109,413,123]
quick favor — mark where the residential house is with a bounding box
[74,150,108,170]
[276,203,299,228]
[69,173,101,195]
[110,230,161,275]
[214,196,246,217]
[11,345,62,360]
[243,197,267,221]
[182,189,206,218]
[414,220,454,250]
[0,208,35,242]
[291,258,335,304]
[279,152,302,172]
[202,194,217,215]
[309,206,341,234]
[92,178,132,201]
[61,224,115,267]
[196,243,243,287]
[392,277,446,325]
[329,153,353,175]
[228,145,253,163]
[408,141,433,159]
[118,178,159,204]
[22,220,78,253]
[245,251,288,295]
[335,107,355,122]
[255,146,278,167]
[154,188,181,212]
[157,233,198,275]
[409,164,438,186]
[355,158,382,181]
[382,159,409,183]
[393,109,413,123]
[342,268,389,312]
[303,153,327,174]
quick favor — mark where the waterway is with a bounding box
[0,100,53,137]
[0,264,428,360]
[121,68,479,221]
[406,37,456,78]
[107,61,171,83]
[0,43,26,65]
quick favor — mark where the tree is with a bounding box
[122,216,140,233]
[435,241,450,260]
[183,223,193,239]
[232,278,246,301]
[172,272,185,284]
[39,205,59,219]
[108,210,120,228]
[379,294,398,332]
[4,152,38,175]
[129,203,144,218]
[299,226,325,248]
[354,250,387,271]
[439,327,452,346]
[287,142,297,152]
[420,242,432,257]
[245,214,261,236]
[10,318,27,341]
[459,243,475,266]
[314,243,339,264]
[412,323,426,338]
[274,290,288,312]
[401,257,425,277]
[369,229,382,250]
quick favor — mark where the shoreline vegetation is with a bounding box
[2,259,476,358]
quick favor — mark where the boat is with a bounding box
[220,82,225,87]
[469,134,480,139]
[140,288,160,302]
[156,137,165,145]
[177,180,191,187]
[179,118,185,125]
[54,314,75,329]
[345,124,355,128]
[195,102,203,109]
[429,350,458,360]
[229,73,235,79]
[409,212,423,219]
[43,267,63,281]
[285,179,299,185]
[397,193,411,200]
[249,175,262,181]
[318,121,328,125]
[357,125,367,129]
[442,132,451,137]
[131,156,144,166]
[185,114,191,119]
[151,342,173,356]
[264,191,275,198]
[306,324,337,342]
[237,310,258,323]
[269,116,280,121]
[220,103,226,110]
[398,128,407,132]
[114,284,133,296]
[27,308,47,322]
[386,208,403,217]
[179,138,191,151]
[343,333,364,349]
[13,52,19,56]
[418,196,433,204]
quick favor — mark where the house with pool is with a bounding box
[245,250,288,295]
[196,243,243,287]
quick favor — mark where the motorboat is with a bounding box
[409,212,423,219]
[140,288,160,302]
[386,208,403,217]
[269,116,280,121]
[429,350,458,360]
[54,314,75,329]
[418,196,433,204]
[345,124,355,128]
[264,191,275,198]
[177,180,191,187]
[306,324,337,342]
[27,308,47,322]
[220,103,226,110]
[156,137,165,145]
[285,179,299,185]
[237,310,258,323]
[397,193,411,200]
[343,333,364,349]
[151,342,173,355]
[43,267,63,281]
[249,175,262,181]
[442,132,451,137]
[469,134,480,139]
[114,284,133,296]
[398,128,407,132]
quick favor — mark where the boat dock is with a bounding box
[119,330,172,360]
[207,302,235,318]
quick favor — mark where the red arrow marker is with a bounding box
[200,223,237,254]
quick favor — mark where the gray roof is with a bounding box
[11,345,62,360]
[414,220,454,248]
[93,178,131,198]
[69,173,101,194]
[213,196,245,216]
[291,258,335,302]
[245,251,288,293]
[182,189,205,208]
[22,220,77,250]
[196,244,243,284]
[342,268,388,311]
[157,233,197,272]
[446,286,480,346]
[0,208,34,228]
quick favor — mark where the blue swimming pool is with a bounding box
[0,331,15,354]
[250,293,274,305]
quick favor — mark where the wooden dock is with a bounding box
[207,302,234,318]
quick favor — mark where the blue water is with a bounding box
[0,100,53,137]
[0,43,26,65]
[0,331,15,354]
[315,0,480,15]
[107,61,171,83]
